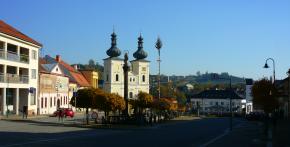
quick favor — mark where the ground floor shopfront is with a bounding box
[0,87,36,115]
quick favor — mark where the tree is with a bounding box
[70,88,96,124]
[95,92,125,118]
[251,79,279,114]
[130,92,154,115]
[88,59,95,68]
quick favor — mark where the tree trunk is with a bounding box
[86,108,89,125]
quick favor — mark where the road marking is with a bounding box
[198,129,230,147]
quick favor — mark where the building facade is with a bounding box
[245,79,253,114]
[190,90,245,114]
[39,62,69,114]
[103,32,150,99]
[0,20,42,115]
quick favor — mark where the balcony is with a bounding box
[0,50,29,63]
[0,73,29,84]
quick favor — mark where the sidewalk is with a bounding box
[273,119,290,147]
[207,121,266,147]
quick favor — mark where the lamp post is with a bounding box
[155,37,162,100]
[263,58,276,83]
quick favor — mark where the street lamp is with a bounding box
[263,58,276,83]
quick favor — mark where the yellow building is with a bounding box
[80,69,99,88]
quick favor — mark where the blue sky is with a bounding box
[1,0,290,80]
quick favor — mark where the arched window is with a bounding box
[106,74,109,81]
[142,75,145,82]
[116,74,119,81]
[129,92,133,98]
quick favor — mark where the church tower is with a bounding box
[103,32,124,96]
[130,35,150,94]
[103,32,150,100]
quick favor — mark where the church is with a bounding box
[103,32,150,99]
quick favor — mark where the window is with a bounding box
[0,41,4,50]
[129,92,133,98]
[216,102,218,105]
[31,69,36,79]
[41,98,43,108]
[61,97,62,105]
[54,97,56,106]
[30,92,36,105]
[221,102,224,105]
[142,75,145,82]
[32,50,37,60]
[116,74,119,81]
[50,97,52,107]
[106,74,109,81]
[45,97,47,108]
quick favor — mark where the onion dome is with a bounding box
[106,32,121,57]
[133,35,148,60]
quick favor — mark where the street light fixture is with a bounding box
[263,58,276,83]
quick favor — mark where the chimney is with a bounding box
[56,55,61,62]
[74,64,78,71]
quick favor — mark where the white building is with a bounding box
[103,32,150,99]
[0,20,42,115]
[245,79,253,114]
[39,62,69,114]
[190,90,245,114]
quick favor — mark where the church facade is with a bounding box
[103,32,150,99]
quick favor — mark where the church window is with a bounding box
[142,75,145,82]
[106,74,109,81]
[116,74,119,81]
[129,92,133,98]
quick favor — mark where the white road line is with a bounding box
[198,129,230,147]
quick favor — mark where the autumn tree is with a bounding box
[251,78,279,114]
[130,92,154,116]
[70,88,96,124]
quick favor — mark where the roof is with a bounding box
[43,55,90,87]
[0,20,42,47]
[103,57,123,61]
[41,63,57,72]
[191,90,244,100]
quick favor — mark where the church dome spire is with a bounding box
[106,31,121,57]
[133,35,148,60]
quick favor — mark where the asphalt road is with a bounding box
[0,117,257,147]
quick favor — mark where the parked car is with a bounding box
[50,108,74,118]
[245,112,265,121]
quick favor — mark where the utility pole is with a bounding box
[155,37,162,99]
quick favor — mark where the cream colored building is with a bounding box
[103,32,149,99]
[39,62,69,114]
[80,69,98,88]
[0,20,42,115]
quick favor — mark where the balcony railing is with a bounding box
[0,73,29,84]
[0,50,29,63]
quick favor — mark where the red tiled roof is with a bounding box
[70,72,90,87]
[59,60,76,72]
[0,20,42,47]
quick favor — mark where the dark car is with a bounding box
[246,112,265,121]
[51,108,74,118]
